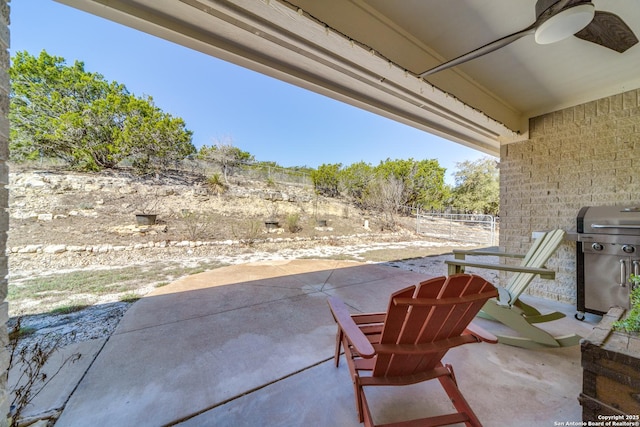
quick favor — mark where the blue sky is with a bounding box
[10,1,492,183]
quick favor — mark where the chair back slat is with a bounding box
[507,229,565,300]
[373,275,496,378]
[375,279,441,377]
[372,286,416,376]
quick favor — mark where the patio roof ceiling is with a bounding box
[56,0,640,156]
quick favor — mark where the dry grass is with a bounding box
[8,260,228,316]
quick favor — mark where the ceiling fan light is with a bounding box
[535,3,595,45]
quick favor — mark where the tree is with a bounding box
[366,175,405,230]
[339,161,374,207]
[123,96,195,174]
[451,157,499,215]
[310,163,342,197]
[197,139,254,183]
[310,158,448,212]
[373,158,447,209]
[9,50,195,172]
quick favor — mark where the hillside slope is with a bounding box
[8,168,457,314]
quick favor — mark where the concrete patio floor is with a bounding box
[51,259,600,426]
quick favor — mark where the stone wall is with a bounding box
[500,89,640,303]
[0,0,8,424]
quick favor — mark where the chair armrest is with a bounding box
[351,312,386,324]
[327,297,376,358]
[452,249,525,260]
[373,335,478,355]
[464,322,498,344]
[445,260,556,280]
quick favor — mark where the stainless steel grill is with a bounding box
[576,206,640,319]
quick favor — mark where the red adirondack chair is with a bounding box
[328,274,498,427]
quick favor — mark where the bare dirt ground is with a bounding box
[7,167,490,349]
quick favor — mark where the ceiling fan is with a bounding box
[419,0,638,78]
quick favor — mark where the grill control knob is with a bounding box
[591,243,604,251]
[622,245,636,254]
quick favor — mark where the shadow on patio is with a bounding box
[51,259,598,426]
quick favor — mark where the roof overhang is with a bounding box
[57,1,640,156]
[56,0,527,156]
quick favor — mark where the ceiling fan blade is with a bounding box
[535,0,575,20]
[535,0,584,21]
[419,26,534,78]
[574,11,638,53]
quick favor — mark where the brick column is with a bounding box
[0,0,9,424]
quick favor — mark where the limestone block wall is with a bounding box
[0,0,8,423]
[500,89,640,304]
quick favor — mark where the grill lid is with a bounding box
[577,206,640,235]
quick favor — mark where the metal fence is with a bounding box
[415,210,498,246]
[236,164,312,186]
[180,159,312,187]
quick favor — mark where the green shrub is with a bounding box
[180,210,213,241]
[613,274,640,333]
[285,213,302,233]
[310,163,341,197]
[206,173,227,194]
[232,220,262,245]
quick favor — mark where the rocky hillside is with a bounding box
[7,168,430,309]
[5,168,476,351]
[8,168,370,249]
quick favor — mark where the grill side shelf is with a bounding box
[591,224,640,229]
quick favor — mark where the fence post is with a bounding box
[491,216,496,246]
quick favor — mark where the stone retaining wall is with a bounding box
[7,232,386,256]
[9,170,313,208]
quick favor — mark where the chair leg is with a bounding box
[355,377,367,424]
[481,299,579,348]
[512,298,543,317]
[341,340,366,423]
[438,365,482,427]
[359,385,375,427]
[334,328,343,367]
[513,298,566,323]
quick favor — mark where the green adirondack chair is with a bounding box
[445,229,581,349]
